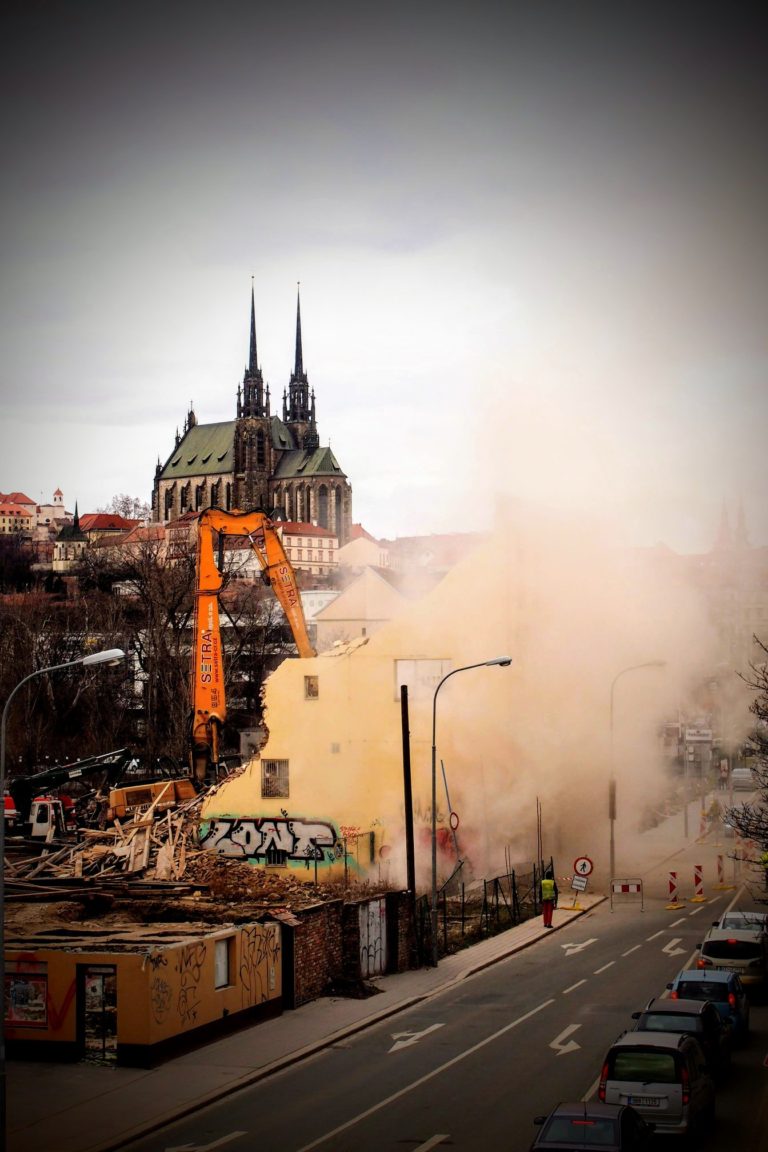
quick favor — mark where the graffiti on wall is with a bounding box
[176,942,206,1026]
[359,898,387,979]
[200,816,337,864]
[239,925,281,1008]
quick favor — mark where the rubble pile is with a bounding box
[6,783,204,888]
[4,780,365,928]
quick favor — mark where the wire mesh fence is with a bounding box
[414,856,553,965]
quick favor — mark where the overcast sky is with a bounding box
[2,1,766,551]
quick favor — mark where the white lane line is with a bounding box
[414,1137,450,1151]
[562,980,588,994]
[688,906,706,915]
[646,931,666,941]
[594,962,615,974]
[622,945,642,956]
[292,998,556,1152]
[669,918,687,927]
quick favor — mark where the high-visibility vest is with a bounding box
[541,878,556,901]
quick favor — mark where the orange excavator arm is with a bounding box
[190,508,316,782]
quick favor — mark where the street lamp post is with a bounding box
[608,660,666,882]
[0,648,125,1152]
[430,656,512,967]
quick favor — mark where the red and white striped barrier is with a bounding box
[610,877,644,911]
[666,871,684,908]
[717,854,724,885]
[690,862,705,902]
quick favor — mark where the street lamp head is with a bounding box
[81,648,126,667]
[485,656,513,668]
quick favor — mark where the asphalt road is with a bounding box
[121,888,768,1152]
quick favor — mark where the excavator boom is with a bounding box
[191,508,315,782]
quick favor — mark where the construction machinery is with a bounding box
[190,508,316,784]
[7,748,135,839]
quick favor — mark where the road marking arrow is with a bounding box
[550,1024,582,1056]
[561,937,597,956]
[662,937,687,957]
[165,1134,246,1152]
[389,1022,444,1052]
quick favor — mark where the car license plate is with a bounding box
[630,1096,661,1107]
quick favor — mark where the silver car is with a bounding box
[598,1032,715,1136]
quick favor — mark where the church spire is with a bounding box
[714,499,733,551]
[239,280,267,419]
[294,283,304,377]
[286,283,312,440]
[735,499,750,548]
[249,278,258,374]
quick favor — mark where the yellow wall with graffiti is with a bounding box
[4,921,281,1053]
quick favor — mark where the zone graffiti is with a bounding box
[199,816,338,863]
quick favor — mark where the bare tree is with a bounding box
[724,637,768,893]
[98,494,151,521]
[82,533,195,766]
[0,592,132,772]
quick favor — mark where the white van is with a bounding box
[598,1032,715,1136]
[697,926,768,992]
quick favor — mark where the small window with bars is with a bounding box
[261,759,289,798]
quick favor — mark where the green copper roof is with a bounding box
[161,422,235,480]
[273,445,347,479]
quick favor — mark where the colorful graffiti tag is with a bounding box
[199,817,337,863]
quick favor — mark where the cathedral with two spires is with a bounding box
[152,286,352,543]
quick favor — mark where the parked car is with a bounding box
[630,996,732,1078]
[696,926,768,994]
[667,968,750,1039]
[598,1032,715,1137]
[713,909,768,934]
[731,766,755,790]
[530,1101,654,1150]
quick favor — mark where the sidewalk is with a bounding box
[7,793,748,1152]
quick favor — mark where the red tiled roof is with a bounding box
[279,521,336,538]
[0,491,35,506]
[350,523,379,543]
[79,514,139,531]
[122,524,166,543]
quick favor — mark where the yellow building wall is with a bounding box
[5,922,281,1048]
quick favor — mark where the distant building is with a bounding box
[52,504,88,574]
[0,502,33,538]
[78,512,139,541]
[152,285,353,544]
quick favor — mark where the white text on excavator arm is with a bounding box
[191,508,315,782]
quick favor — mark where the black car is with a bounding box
[531,1101,654,1150]
[631,996,733,1077]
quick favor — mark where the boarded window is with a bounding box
[394,658,452,702]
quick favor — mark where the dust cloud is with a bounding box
[218,496,748,891]
[383,496,720,885]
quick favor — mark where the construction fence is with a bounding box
[414,857,552,965]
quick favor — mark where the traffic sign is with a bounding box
[573,856,593,877]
